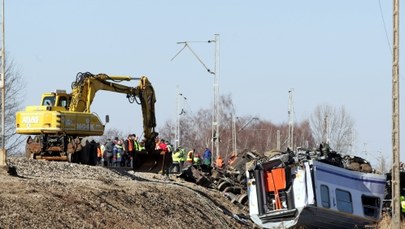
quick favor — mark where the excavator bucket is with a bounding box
[132,149,172,173]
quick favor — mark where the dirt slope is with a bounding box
[0,158,251,229]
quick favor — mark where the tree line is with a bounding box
[157,94,356,164]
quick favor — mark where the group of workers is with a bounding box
[170,147,211,173]
[171,147,226,173]
[97,134,143,168]
[155,137,229,174]
[96,134,226,174]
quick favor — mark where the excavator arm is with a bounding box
[69,72,140,113]
[69,72,158,152]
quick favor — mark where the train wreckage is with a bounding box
[178,144,387,229]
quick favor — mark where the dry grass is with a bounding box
[376,214,405,228]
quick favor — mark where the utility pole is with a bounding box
[232,115,237,156]
[323,115,328,143]
[212,34,220,164]
[391,0,400,227]
[174,85,186,150]
[175,85,180,150]
[276,130,281,151]
[287,89,294,149]
[0,0,5,167]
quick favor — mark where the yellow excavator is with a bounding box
[15,72,169,172]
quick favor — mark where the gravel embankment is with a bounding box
[0,157,251,229]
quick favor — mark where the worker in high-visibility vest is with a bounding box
[99,143,105,166]
[193,152,202,166]
[132,135,140,168]
[171,148,182,173]
[193,151,202,170]
[125,134,139,168]
[97,143,103,165]
[179,147,186,171]
[124,135,133,167]
[216,155,224,169]
[401,196,405,213]
[184,149,194,168]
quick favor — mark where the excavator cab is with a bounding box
[40,90,71,110]
[42,95,55,106]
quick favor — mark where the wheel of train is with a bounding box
[237,174,246,183]
[237,194,248,205]
[224,192,237,203]
[223,186,234,193]
[218,181,232,192]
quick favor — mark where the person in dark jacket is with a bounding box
[104,138,114,167]
[202,148,212,166]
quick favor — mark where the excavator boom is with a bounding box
[69,72,140,112]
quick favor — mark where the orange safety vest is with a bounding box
[97,146,102,158]
[216,157,224,168]
[228,155,237,166]
[128,139,134,151]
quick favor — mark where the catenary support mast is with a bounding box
[212,34,220,164]
[391,0,401,227]
[0,0,6,167]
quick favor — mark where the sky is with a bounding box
[5,1,400,165]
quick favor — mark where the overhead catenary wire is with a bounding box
[378,0,392,54]
[171,42,215,75]
[182,95,194,116]
[185,44,214,74]
[170,44,187,62]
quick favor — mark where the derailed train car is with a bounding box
[246,148,386,229]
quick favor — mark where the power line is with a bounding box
[171,42,215,74]
[378,0,392,54]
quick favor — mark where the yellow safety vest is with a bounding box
[134,141,140,151]
[179,149,186,162]
[186,151,193,162]
[193,156,201,165]
[172,151,181,163]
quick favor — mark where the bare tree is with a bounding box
[4,59,26,155]
[292,120,315,149]
[158,120,175,144]
[217,94,235,158]
[97,127,126,144]
[158,95,234,155]
[310,104,355,153]
[181,110,211,151]
[374,152,388,174]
